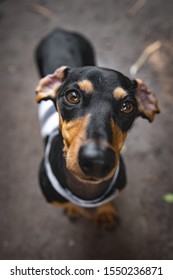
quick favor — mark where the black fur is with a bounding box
[36,28,95,76]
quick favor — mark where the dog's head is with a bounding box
[36,66,160,183]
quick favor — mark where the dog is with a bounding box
[35,28,160,229]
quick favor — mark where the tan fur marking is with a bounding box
[52,201,119,225]
[78,80,94,94]
[61,116,89,152]
[113,87,127,99]
[111,119,127,151]
[52,201,97,219]
[63,115,90,179]
[52,201,71,207]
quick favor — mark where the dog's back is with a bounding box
[35,28,95,77]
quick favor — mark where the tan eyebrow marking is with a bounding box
[78,80,94,94]
[113,87,128,99]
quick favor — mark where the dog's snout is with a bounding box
[78,143,115,178]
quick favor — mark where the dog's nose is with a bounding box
[78,143,115,178]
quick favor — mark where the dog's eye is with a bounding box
[65,90,81,105]
[120,101,134,114]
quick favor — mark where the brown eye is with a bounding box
[65,90,81,105]
[120,101,134,113]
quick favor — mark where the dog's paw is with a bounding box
[64,203,82,221]
[96,203,120,230]
[52,201,82,221]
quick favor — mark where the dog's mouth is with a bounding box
[65,166,117,200]
[70,171,104,184]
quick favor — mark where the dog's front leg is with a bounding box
[95,202,119,230]
[52,201,83,221]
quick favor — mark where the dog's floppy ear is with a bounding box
[35,66,69,103]
[134,79,160,122]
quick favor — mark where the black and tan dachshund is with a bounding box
[35,29,160,229]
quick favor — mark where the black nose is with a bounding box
[78,143,115,178]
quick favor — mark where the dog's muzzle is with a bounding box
[78,142,115,178]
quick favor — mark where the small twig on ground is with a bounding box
[129,41,162,77]
[27,4,58,21]
[128,0,146,17]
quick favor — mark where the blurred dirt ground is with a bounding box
[0,0,173,260]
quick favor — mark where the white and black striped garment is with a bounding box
[37,101,120,207]
[37,100,59,139]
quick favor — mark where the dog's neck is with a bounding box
[65,170,112,200]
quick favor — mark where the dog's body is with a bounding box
[35,29,159,228]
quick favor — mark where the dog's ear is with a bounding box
[35,66,69,103]
[134,79,160,122]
